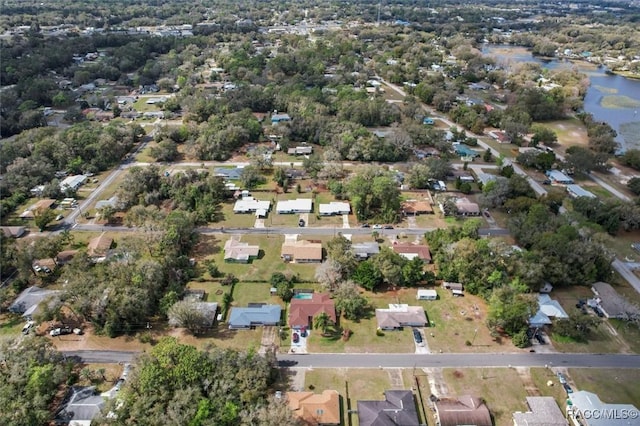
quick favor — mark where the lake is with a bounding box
[482,45,640,151]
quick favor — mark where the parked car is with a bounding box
[298,219,305,227]
[300,327,307,338]
[360,223,370,228]
[557,372,567,384]
[55,214,64,221]
[372,224,382,229]
[563,383,573,394]
[412,328,423,344]
[383,225,394,229]
[42,266,52,274]
[33,265,42,272]
[22,320,35,335]
[50,326,72,337]
[534,333,545,344]
[292,332,300,343]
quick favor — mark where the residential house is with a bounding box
[285,169,307,180]
[357,390,419,426]
[568,391,639,426]
[95,196,119,210]
[351,242,380,260]
[224,236,260,263]
[453,143,480,159]
[276,199,313,214]
[475,172,498,186]
[455,198,481,216]
[513,396,568,426]
[566,184,597,199]
[287,390,341,426]
[281,237,323,263]
[87,232,113,262]
[375,304,428,330]
[545,170,574,185]
[530,293,569,328]
[60,174,88,191]
[289,293,336,330]
[55,250,79,266]
[9,286,60,318]
[271,113,291,124]
[214,167,244,181]
[391,241,431,263]
[435,395,492,426]
[1,226,26,238]
[319,201,350,216]
[55,386,105,426]
[590,282,640,319]
[169,302,218,328]
[401,200,434,215]
[233,196,271,217]
[228,304,282,329]
[488,130,511,144]
[287,146,313,155]
[20,199,56,219]
[417,289,437,300]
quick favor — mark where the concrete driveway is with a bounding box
[290,328,309,354]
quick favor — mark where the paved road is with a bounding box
[63,349,640,368]
[589,173,631,202]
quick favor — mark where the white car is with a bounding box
[372,224,382,229]
[22,320,35,335]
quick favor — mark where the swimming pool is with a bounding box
[292,293,313,300]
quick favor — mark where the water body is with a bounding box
[482,45,640,151]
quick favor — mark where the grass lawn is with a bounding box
[0,313,24,336]
[569,368,640,406]
[529,368,568,407]
[218,202,259,228]
[76,363,125,392]
[443,368,528,426]
[550,286,640,354]
[304,368,399,426]
[545,118,589,150]
[200,234,320,282]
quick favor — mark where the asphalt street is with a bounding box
[64,350,640,368]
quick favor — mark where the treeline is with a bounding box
[0,122,143,218]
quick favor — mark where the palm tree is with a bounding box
[313,312,333,335]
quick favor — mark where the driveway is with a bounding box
[298,213,309,227]
[406,216,417,229]
[254,218,265,228]
[342,214,350,229]
[414,328,430,354]
[290,328,309,354]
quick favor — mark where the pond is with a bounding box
[482,44,640,151]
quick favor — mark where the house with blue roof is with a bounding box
[228,304,282,329]
[271,113,291,125]
[453,143,480,158]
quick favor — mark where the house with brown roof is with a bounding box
[455,198,480,216]
[391,242,431,263]
[87,232,113,262]
[357,390,419,426]
[401,200,434,215]
[287,390,341,425]
[19,199,56,219]
[281,236,323,263]
[224,236,260,263]
[289,293,336,330]
[435,395,492,426]
[55,250,79,266]
[1,226,26,238]
[375,304,428,330]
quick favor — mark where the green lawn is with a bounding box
[204,234,320,282]
[443,368,528,426]
[569,368,640,406]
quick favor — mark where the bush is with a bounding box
[512,329,531,348]
[139,331,156,345]
[376,329,385,336]
[465,340,472,346]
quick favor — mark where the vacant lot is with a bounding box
[569,368,640,406]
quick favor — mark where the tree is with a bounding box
[530,125,558,147]
[401,257,425,286]
[313,312,333,334]
[371,247,406,286]
[628,177,640,195]
[554,313,601,342]
[33,207,56,231]
[486,283,538,337]
[352,260,383,291]
[315,260,344,292]
[333,281,369,321]
[167,300,210,334]
[240,165,264,189]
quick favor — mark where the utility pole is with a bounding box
[377,0,381,26]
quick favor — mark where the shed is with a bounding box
[417,289,437,300]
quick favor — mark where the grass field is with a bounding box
[443,368,528,426]
[568,368,640,406]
